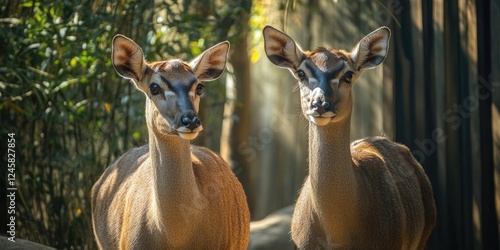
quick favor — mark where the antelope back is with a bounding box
[112,35,229,139]
[263,26,390,126]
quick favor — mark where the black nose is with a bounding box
[312,101,330,115]
[181,116,202,130]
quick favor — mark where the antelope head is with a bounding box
[112,35,229,140]
[263,26,390,126]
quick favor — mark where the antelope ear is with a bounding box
[112,35,148,83]
[350,27,391,70]
[263,25,305,70]
[190,41,230,82]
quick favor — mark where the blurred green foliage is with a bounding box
[0,0,251,248]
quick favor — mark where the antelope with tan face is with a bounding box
[263,26,436,249]
[91,35,250,249]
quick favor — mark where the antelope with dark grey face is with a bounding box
[145,60,204,139]
[111,36,223,140]
[91,35,250,250]
[263,26,436,250]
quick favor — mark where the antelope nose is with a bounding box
[312,101,330,115]
[181,116,202,130]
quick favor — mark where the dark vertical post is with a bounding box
[421,1,441,248]
[476,0,499,248]
[443,0,466,248]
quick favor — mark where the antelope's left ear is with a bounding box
[350,27,391,70]
[263,25,305,70]
[112,35,148,83]
[190,41,230,82]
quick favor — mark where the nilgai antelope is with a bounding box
[263,26,436,249]
[91,35,250,249]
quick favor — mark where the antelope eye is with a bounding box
[195,84,205,95]
[343,71,354,83]
[297,70,306,81]
[149,83,161,95]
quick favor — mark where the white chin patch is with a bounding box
[309,116,332,126]
[178,132,199,140]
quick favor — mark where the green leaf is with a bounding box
[133,131,141,140]
[70,57,78,68]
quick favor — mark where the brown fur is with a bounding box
[91,35,250,249]
[263,25,436,249]
[91,140,250,249]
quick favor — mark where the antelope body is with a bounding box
[263,26,436,249]
[91,35,250,249]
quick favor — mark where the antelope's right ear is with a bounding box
[350,27,390,70]
[190,41,230,82]
[112,35,148,83]
[263,25,305,70]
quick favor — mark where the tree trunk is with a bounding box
[221,6,255,217]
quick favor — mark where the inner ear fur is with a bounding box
[112,35,148,84]
[263,25,305,70]
[190,41,230,82]
[350,27,391,70]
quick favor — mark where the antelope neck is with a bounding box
[148,128,201,222]
[308,114,356,196]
